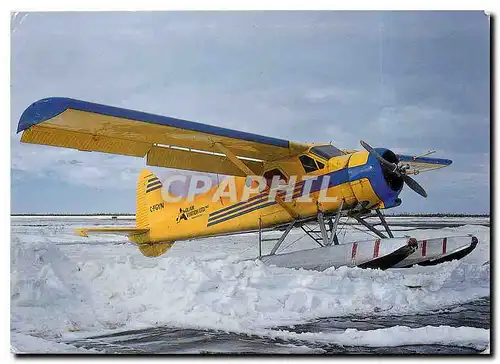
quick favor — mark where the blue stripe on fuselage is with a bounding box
[207,169,350,227]
[208,182,303,219]
[207,201,277,227]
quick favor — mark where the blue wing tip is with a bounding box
[17,97,71,133]
[398,154,453,166]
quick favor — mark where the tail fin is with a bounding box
[136,168,164,229]
[134,168,174,257]
[74,169,174,258]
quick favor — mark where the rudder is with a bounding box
[136,168,165,228]
[135,169,173,257]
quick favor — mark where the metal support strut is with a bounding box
[258,218,262,258]
[375,209,394,238]
[270,219,297,255]
[259,205,393,259]
[317,211,329,246]
[352,215,387,239]
[326,199,343,246]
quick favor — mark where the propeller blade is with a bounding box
[402,175,428,198]
[360,140,399,172]
[360,140,427,198]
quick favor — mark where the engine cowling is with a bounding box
[347,149,403,210]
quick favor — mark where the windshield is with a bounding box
[310,145,344,160]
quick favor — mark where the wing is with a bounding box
[396,154,453,173]
[17,97,310,177]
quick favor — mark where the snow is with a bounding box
[11,332,99,354]
[258,325,489,351]
[10,217,490,353]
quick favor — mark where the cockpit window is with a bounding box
[299,155,324,173]
[310,145,344,160]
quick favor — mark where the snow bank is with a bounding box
[12,237,489,335]
[10,236,100,337]
[11,220,490,352]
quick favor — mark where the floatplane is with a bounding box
[16,98,478,270]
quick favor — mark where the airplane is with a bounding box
[16,97,478,270]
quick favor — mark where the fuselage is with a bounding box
[145,147,404,243]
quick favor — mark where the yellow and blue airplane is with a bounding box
[17,97,453,259]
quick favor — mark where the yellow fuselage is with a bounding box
[144,150,386,243]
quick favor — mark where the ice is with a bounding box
[11,217,490,352]
[257,325,489,351]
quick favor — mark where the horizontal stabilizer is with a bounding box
[75,227,149,237]
[397,154,452,173]
[74,226,174,257]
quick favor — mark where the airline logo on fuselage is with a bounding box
[176,204,209,223]
[150,202,165,212]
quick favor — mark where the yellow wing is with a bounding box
[17,98,309,176]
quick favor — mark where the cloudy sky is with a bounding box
[11,11,490,214]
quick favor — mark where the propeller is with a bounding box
[402,174,427,198]
[360,140,428,198]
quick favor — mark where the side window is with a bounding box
[299,155,323,173]
[263,168,288,187]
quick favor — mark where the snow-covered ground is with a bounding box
[10,217,490,353]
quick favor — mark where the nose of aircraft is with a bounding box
[360,140,428,198]
[347,149,404,210]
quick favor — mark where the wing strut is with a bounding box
[214,142,258,175]
[214,142,299,219]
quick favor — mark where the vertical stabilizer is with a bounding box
[136,168,164,229]
[134,168,173,257]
